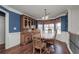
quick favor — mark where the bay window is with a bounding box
[38,22,61,34]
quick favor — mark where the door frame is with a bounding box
[0,8,9,49]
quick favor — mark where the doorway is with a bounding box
[0,11,5,53]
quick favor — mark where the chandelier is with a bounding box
[42,9,49,20]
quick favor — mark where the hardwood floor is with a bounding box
[0,40,70,54]
[0,44,5,53]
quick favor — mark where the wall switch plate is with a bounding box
[13,27,16,30]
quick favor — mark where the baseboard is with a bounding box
[5,44,20,51]
[67,45,73,54]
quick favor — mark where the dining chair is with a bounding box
[32,36,46,54]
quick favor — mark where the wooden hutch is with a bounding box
[20,15,37,45]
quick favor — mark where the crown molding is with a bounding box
[36,13,67,20]
[1,5,36,19]
[1,5,23,15]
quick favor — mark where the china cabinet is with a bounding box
[20,15,37,45]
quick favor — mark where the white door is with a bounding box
[0,15,5,45]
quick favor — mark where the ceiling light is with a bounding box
[42,9,49,20]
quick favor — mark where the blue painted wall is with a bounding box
[61,15,68,32]
[9,12,20,32]
[0,6,20,33]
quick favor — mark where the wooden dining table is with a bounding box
[32,32,55,45]
[33,32,54,39]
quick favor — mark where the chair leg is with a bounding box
[33,48,35,54]
[40,49,41,54]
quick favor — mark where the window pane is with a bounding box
[38,24,43,32]
[56,22,61,34]
[44,24,54,33]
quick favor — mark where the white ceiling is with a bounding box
[8,5,79,20]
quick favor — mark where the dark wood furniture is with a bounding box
[20,15,37,45]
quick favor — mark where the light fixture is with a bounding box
[42,9,49,20]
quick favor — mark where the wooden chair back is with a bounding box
[33,37,42,47]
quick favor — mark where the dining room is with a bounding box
[0,0,79,59]
[0,5,79,54]
[0,5,70,54]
